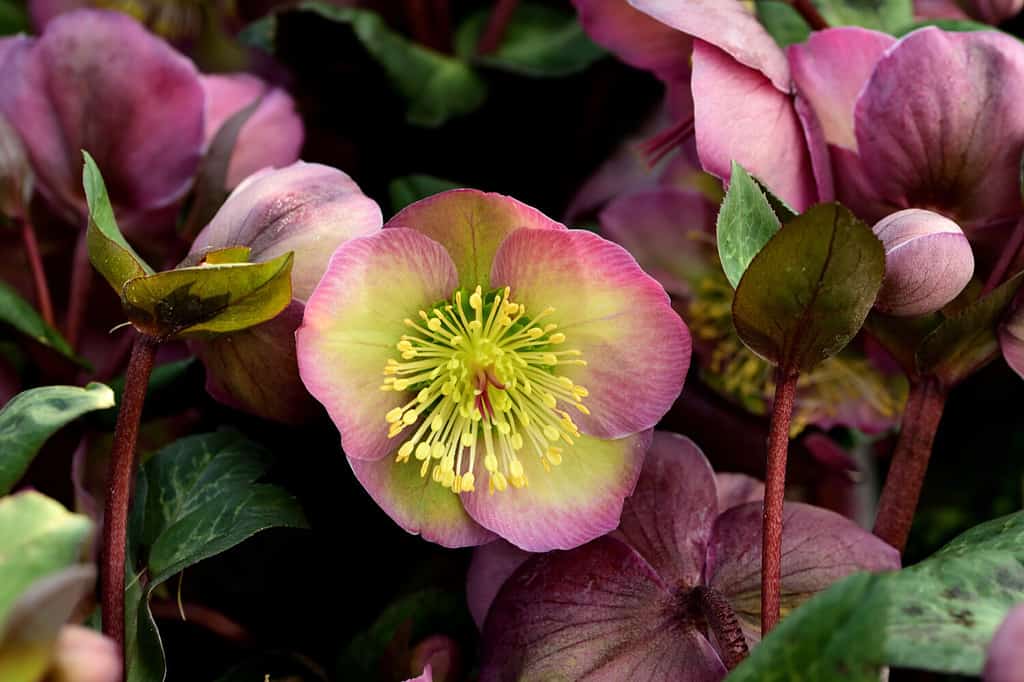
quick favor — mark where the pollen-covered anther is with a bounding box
[379,285,589,495]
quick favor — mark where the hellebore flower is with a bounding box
[296,189,691,550]
[984,603,1024,682]
[185,161,382,423]
[872,209,975,317]
[472,432,900,680]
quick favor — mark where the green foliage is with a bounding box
[0,383,115,494]
[125,431,308,682]
[811,0,913,33]
[389,174,463,213]
[732,203,885,373]
[896,18,996,34]
[0,283,87,366]
[0,0,27,36]
[757,1,812,47]
[716,162,780,289]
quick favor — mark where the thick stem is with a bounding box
[791,0,830,30]
[19,216,55,327]
[761,369,798,635]
[65,228,92,350]
[693,586,749,670]
[872,377,948,553]
[100,334,159,656]
[983,216,1024,295]
[477,0,519,55]
[149,600,253,645]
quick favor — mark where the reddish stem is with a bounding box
[982,216,1024,295]
[791,0,830,30]
[100,334,159,657]
[761,369,798,635]
[149,600,253,646]
[477,0,519,55]
[65,228,92,350]
[693,586,749,670]
[872,377,948,553]
[19,216,55,327]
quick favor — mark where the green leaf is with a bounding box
[0,282,88,367]
[298,2,487,127]
[389,174,463,213]
[732,203,885,372]
[916,272,1024,386]
[896,18,996,35]
[455,3,606,77]
[0,492,93,624]
[811,0,913,33]
[121,253,294,340]
[82,151,155,294]
[125,431,308,682]
[0,0,26,36]
[0,383,115,495]
[757,1,812,48]
[716,162,781,288]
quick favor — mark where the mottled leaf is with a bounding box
[811,0,913,32]
[732,203,885,372]
[122,253,293,340]
[717,161,780,288]
[756,1,812,48]
[0,283,87,366]
[0,383,115,494]
[388,175,463,213]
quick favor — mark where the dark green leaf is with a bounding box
[389,175,463,213]
[716,161,780,288]
[125,431,308,682]
[298,2,487,127]
[732,203,885,372]
[916,272,1024,386]
[0,383,115,495]
[455,3,606,77]
[757,1,812,48]
[896,18,996,35]
[0,282,88,367]
[122,253,294,340]
[237,15,277,52]
[811,0,913,33]
[0,0,27,36]
[82,151,154,294]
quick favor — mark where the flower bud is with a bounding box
[872,209,974,317]
[983,604,1024,682]
[50,625,122,682]
[0,113,33,219]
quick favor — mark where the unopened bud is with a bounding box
[50,625,122,682]
[872,209,974,317]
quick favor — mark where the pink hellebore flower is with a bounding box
[185,161,382,423]
[471,433,900,680]
[296,189,691,551]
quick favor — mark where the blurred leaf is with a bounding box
[122,253,293,340]
[811,0,913,32]
[757,1,812,48]
[82,152,154,294]
[916,272,1024,386]
[0,282,88,367]
[455,3,606,77]
[389,175,462,213]
[732,203,885,372]
[0,383,115,495]
[716,161,780,289]
[896,18,995,34]
[125,431,308,682]
[0,0,27,36]
[298,2,487,127]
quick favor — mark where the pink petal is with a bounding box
[627,0,790,91]
[914,0,970,18]
[28,0,88,31]
[691,40,818,212]
[403,665,433,682]
[188,161,382,302]
[296,229,459,462]
[348,454,495,549]
[51,625,122,682]
[788,28,896,151]
[599,187,718,298]
[461,431,650,551]
[715,473,764,513]
[984,603,1024,682]
[491,228,691,439]
[612,432,718,586]
[386,189,565,290]
[479,536,726,681]
[706,501,901,645]
[0,9,205,226]
[854,27,1024,228]
[572,0,692,81]
[466,540,532,629]
[1001,303,1024,379]
[200,73,304,189]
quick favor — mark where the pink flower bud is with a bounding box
[50,625,122,682]
[872,209,974,317]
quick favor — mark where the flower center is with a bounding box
[381,285,589,495]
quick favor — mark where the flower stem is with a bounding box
[872,376,947,553]
[790,0,830,30]
[65,229,92,350]
[982,216,1024,295]
[761,368,798,635]
[694,586,749,670]
[100,333,159,656]
[477,0,519,55]
[149,600,253,646]
[18,215,55,327]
